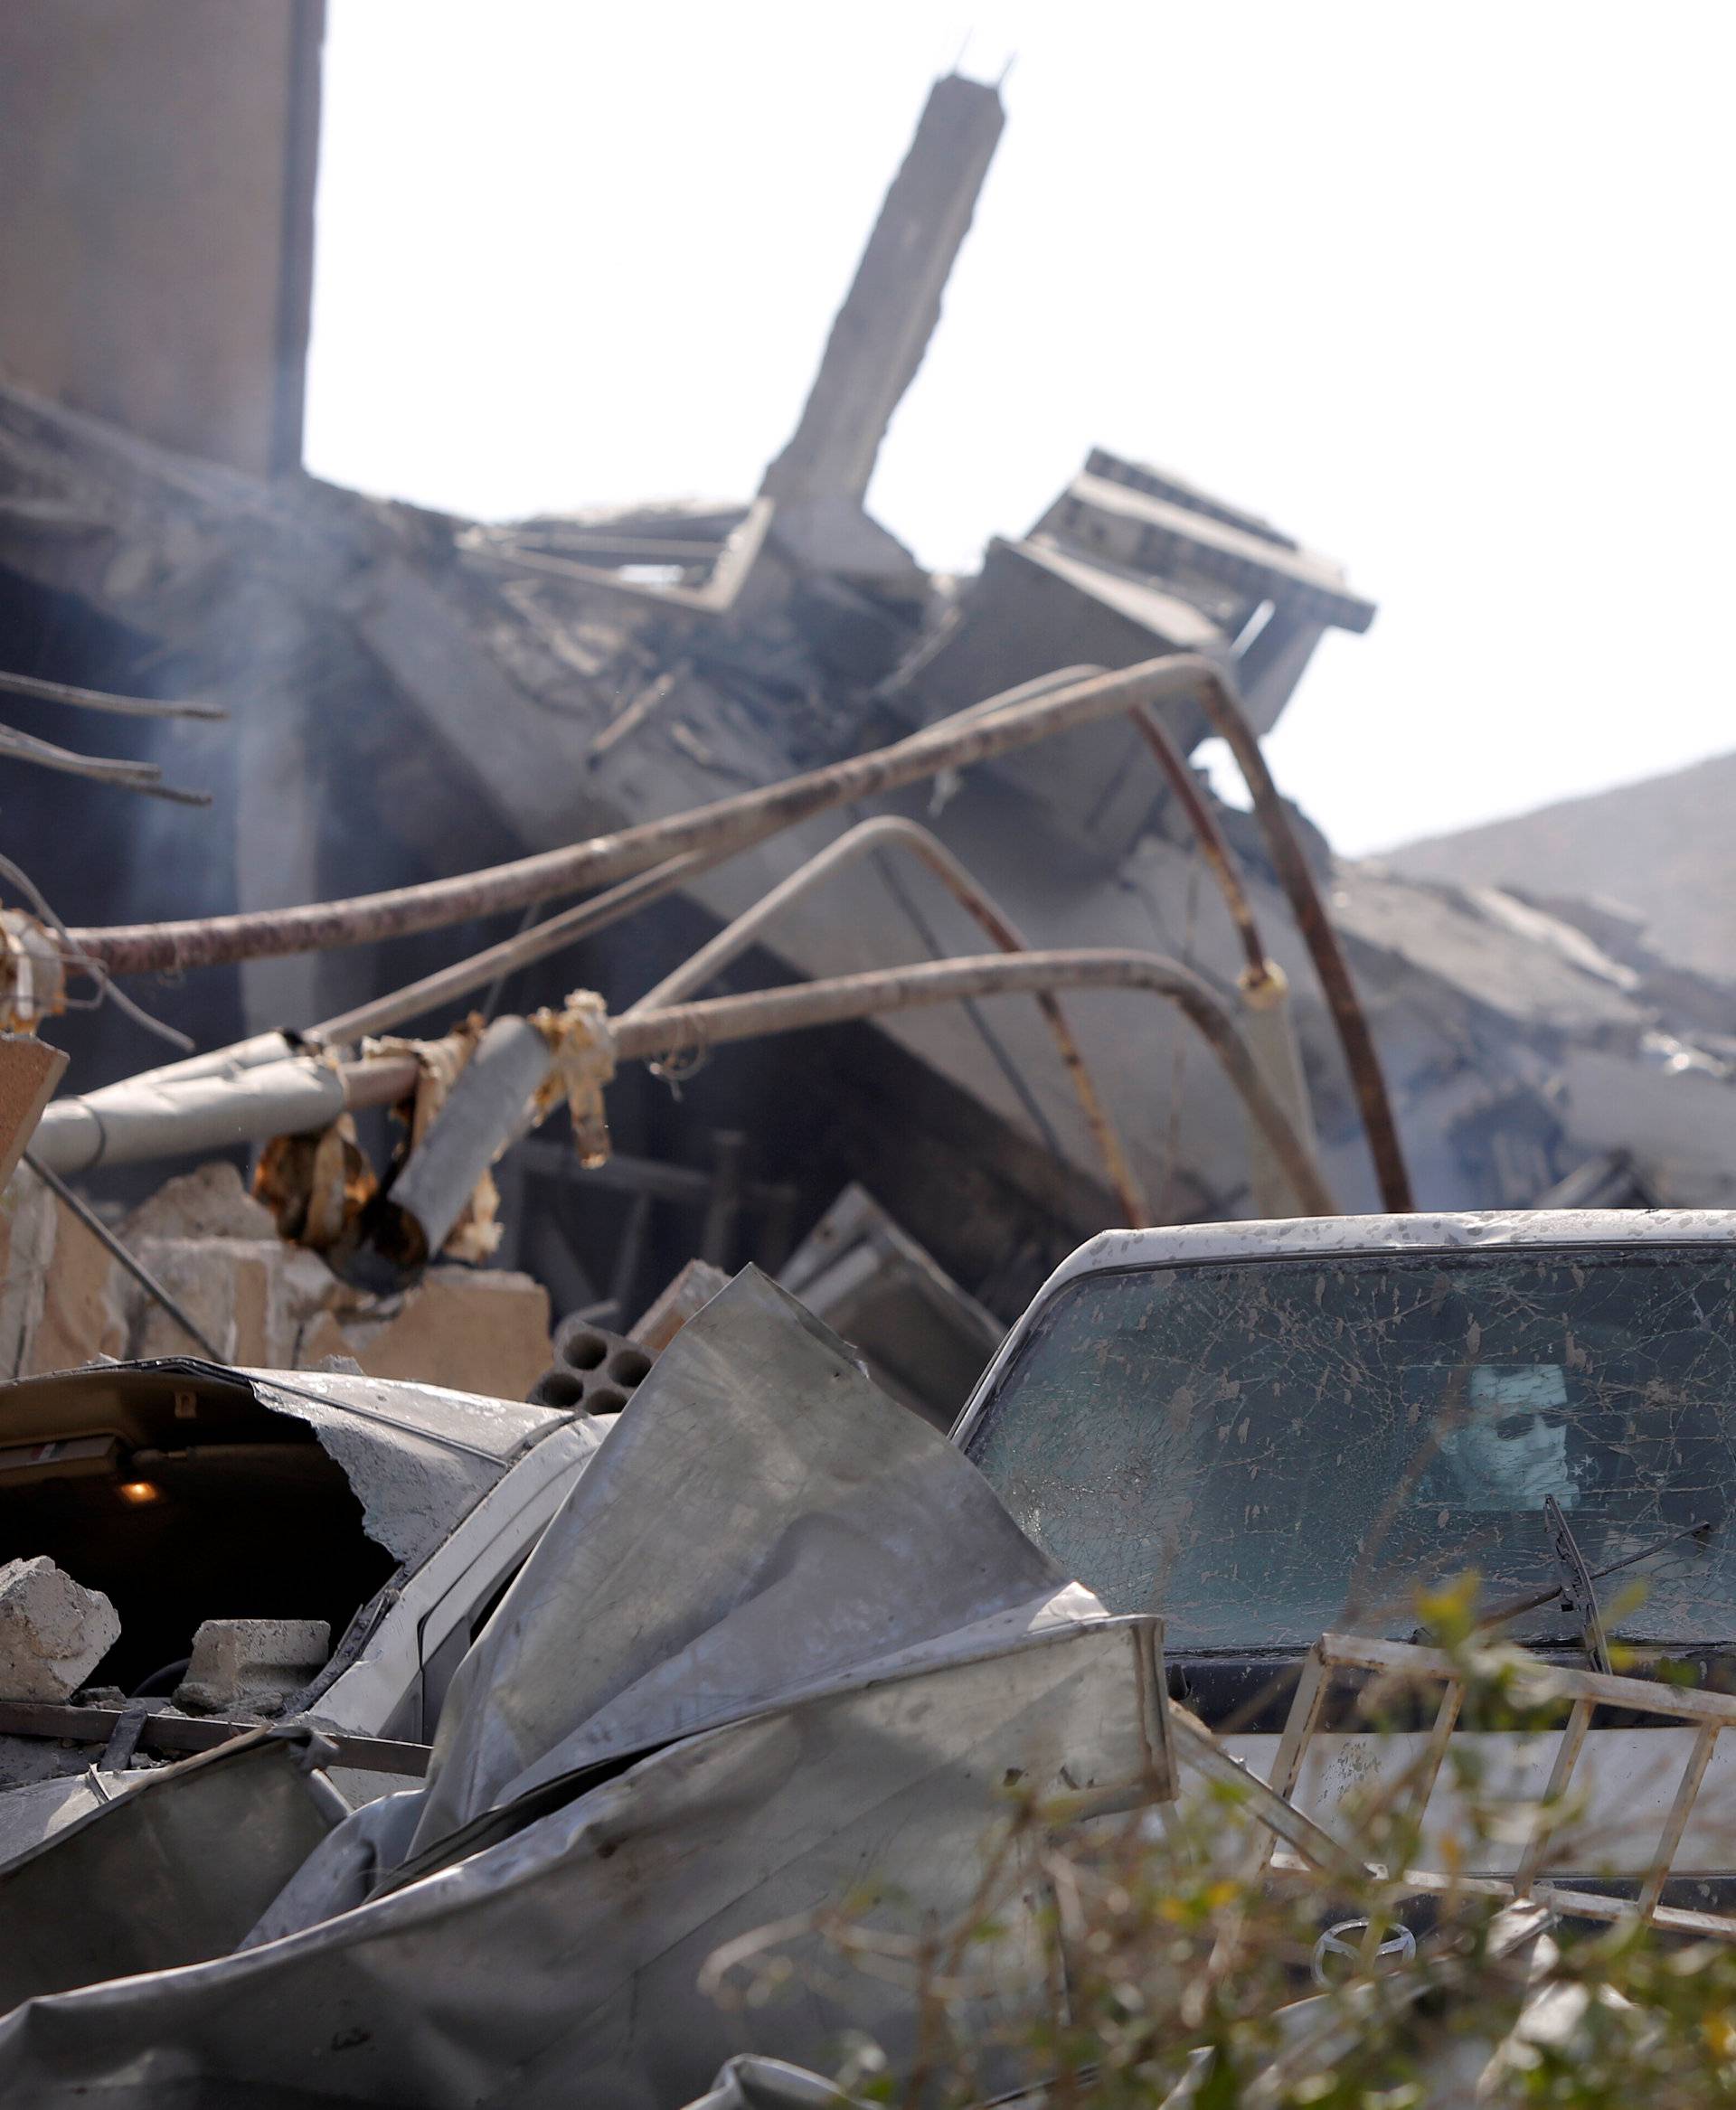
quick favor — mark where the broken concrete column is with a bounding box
[0,1557,120,1700]
[760,72,1004,579]
[175,1618,331,1716]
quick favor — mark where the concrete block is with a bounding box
[128,1238,278,1364]
[22,1186,131,1376]
[176,1617,331,1716]
[347,1267,552,1400]
[0,1556,120,1700]
[119,1161,278,1243]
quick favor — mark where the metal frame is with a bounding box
[1233,1633,1736,1944]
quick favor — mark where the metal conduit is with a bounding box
[627,815,1151,1225]
[614,949,1335,1219]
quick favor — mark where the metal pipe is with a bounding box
[1191,683,1414,1212]
[95,1031,300,1096]
[376,1018,553,1268]
[63,656,1241,975]
[613,948,1335,1219]
[629,815,1151,1225]
[29,1052,421,1177]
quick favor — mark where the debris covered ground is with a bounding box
[0,43,1735,2109]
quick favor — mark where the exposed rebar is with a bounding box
[629,816,1152,1225]
[1128,703,1271,985]
[1191,683,1414,1211]
[307,851,719,1047]
[63,657,1241,974]
[615,948,1335,1218]
[0,668,226,721]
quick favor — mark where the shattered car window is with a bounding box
[965,1248,1736,1651]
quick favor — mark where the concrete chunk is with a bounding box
[119,1160,278,1243]
[176,1618,331,1716]
[0,1557,120,1701]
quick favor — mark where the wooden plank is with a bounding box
[1641,1721,1722,1918]
[1319,1633,1736,1729]
[1514,1696,1595,1896]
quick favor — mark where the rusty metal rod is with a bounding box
[63,656,1240,975]
[1190,683,1413,1212]
[629,816,1151,1225]
[302,675,1111,1045]
[307,850,721,1047]
[614,949,1335,1218]
[1128,704,1271,985]
[0,723,210,805]
[949,664,1273,982]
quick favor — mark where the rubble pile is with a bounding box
[0,1160,554,1395]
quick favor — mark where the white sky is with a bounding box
[304,1,1735,856]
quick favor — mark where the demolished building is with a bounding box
[1,35,1736,2104]
[4,63,1733,1411]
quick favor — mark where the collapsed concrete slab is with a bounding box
[2,57,1732,1399]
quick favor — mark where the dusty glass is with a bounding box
[965,1248,1736,1652]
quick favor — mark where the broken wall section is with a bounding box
[0,1163,552,1394]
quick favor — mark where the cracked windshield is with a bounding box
[967,1248,1736,1651]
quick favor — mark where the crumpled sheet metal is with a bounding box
[0,1618,1165,2106]
[0,1768,145,1870]
[679,2057,852,2110]
[0,1271,1168,2105]
[402,1267,1078,1853]
[0,1729,344,2017]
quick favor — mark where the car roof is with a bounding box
[954,1210,1736,1442]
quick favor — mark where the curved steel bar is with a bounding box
[614,948,1335,1219]
[64,656,1236,975]
[307,849,721,1049]
[1189,683,1413,1212]
[628,815,1150,1225]
[1128,704,1271,986]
